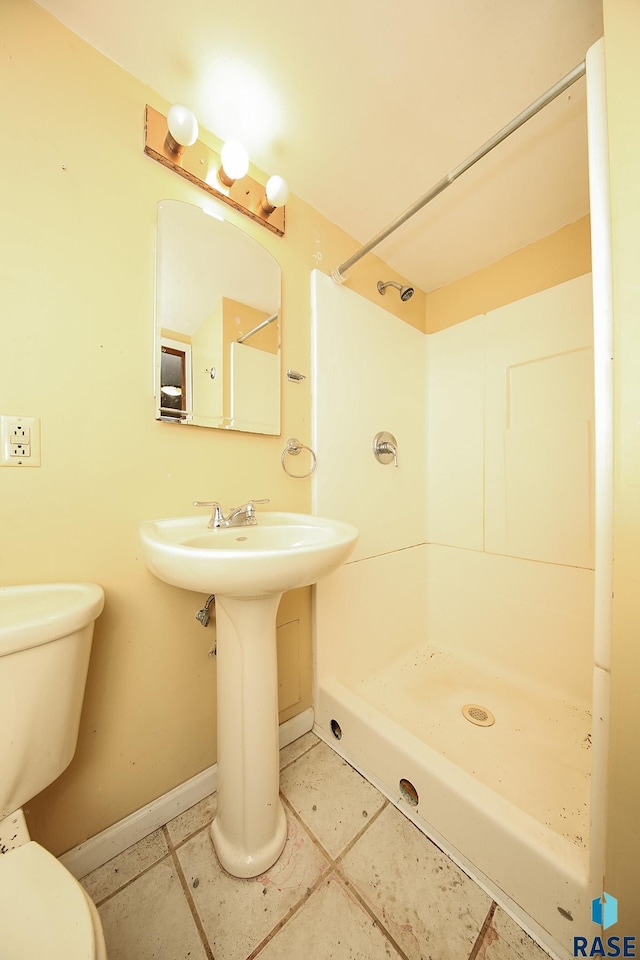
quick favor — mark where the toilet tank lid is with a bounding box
[0,582,104,656]
[0,841,98,957]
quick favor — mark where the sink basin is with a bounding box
[139,511,358,598]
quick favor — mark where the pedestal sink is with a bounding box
[139,511,358,878]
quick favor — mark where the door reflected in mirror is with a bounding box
[155,200,281,434]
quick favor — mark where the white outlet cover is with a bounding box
[0,415,41,467]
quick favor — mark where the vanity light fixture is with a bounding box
[144,104,287,236]
[261,175,290,215]
[218,140,250,187]
[165,104,199,157]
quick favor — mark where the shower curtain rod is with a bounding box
[331,60,586,285]
[237,311,278,344]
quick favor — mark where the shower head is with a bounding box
[376,280,415,302]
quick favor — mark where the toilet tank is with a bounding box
[0,583,104,819]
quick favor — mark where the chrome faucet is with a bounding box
[193,498,270,529]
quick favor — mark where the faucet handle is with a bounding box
[244,498,270,522]
[193,500,224,527]
[379,441,398,467]
[373,432,398,467]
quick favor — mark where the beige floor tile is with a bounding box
[279,731,319,769]
[279,740,386,858]
[97,857,207,960]
[165,793,218,847]
[342,804,491,960]
[81,829,168,904]
[176,810,330,960]
[480,907,552,960]
[255,873,403,960]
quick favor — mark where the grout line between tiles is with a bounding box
[277,790,335,867]
[165,815,214,854]
[468,901,497,960]
[90,847,173,908]
[169,842,216,960]
[334,798,389,862]
[278,783,388,868]
[277,792,415,960]
[334,870,413,960]
[278,736,322,773]
[332,799,494,960]
[161,823,174,849]
[246,867,335,960]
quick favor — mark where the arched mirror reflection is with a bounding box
[155,200,281,434]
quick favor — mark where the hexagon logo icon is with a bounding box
[592,893,618,930]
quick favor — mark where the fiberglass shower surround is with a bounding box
[311,269,598,955]
[311,37,612,960]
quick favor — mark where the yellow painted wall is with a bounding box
[0,0,423,856]
[191,304,223,421]
[425,215,592,331]
[2,4,622,910]
[602,0,640,929]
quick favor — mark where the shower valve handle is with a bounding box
[373,431,398,467]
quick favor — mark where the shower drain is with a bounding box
[462,703,495,727]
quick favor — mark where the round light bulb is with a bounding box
[265,175,290,208]
[220,140,249,182]
[166,104,199,148]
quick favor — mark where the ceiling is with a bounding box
[36,0,603,293]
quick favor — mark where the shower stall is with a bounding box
[310,40,611,958]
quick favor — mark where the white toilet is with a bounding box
[0,582,107,959]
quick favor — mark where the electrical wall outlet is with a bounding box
[0,416,41,467]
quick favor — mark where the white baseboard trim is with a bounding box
[60,707,314,880]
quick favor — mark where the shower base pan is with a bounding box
[315,652,596,958]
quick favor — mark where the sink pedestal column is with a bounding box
[210,593,288,878]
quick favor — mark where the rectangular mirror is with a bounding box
[155,199,281,434]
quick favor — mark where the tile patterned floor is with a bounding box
[82,733,552,960]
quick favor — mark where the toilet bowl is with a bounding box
[0,582,106,959]
[0,840,107,959]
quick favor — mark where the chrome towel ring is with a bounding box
[281,438,317,478]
